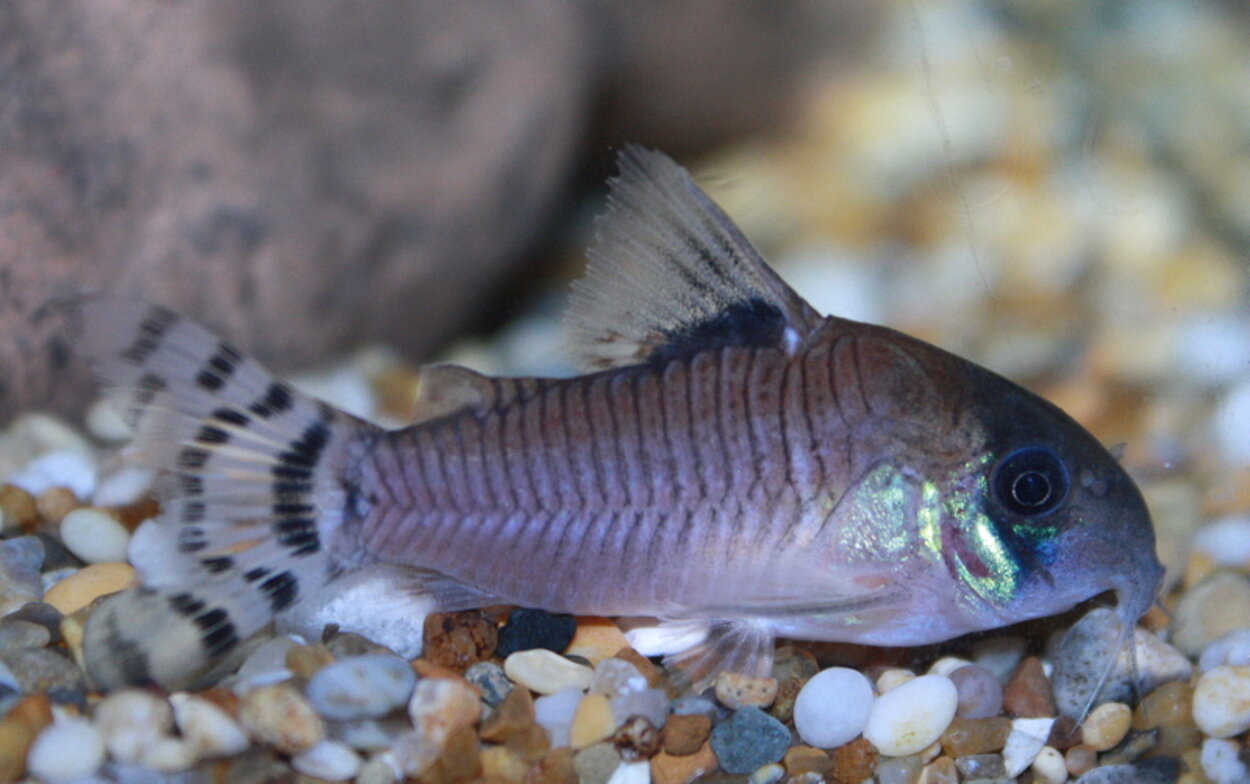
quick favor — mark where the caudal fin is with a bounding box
[72,299,381,689]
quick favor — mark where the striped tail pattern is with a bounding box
[74,299,380,689]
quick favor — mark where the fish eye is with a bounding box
[992,446,1069,516]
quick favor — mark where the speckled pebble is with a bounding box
[26,715,105,782]
[1081,702,1131,751]
[949,664,1002,719]
[169,692,250,760]
[0,619,52,650]
[497,608,577,656]
[614,715,661,762]
[0,536,44,616]
[709,707,791,774]
[466,660,513,707]
[422,610,498,672]
[292,738,363,781]
[0,647,86,703]
[714,672,778,710]
[505,649,594,695]
[307,653,416,721]
[238,683,325,754]
[863,674,958,757]
[1002,717,1054,778]
[793,667,873,749]
[1193,665,1250,738]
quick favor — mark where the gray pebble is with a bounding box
[465,660,513,707]
[5,601,64,643]
[0,658,20,718]
[572,741,620,784]
[0,618,52,649]
[956,753,1007,778]
[0,536,44,616]
[0,646,86,704]
[709,707,791,775]
[306,653,415,721]
[951,664,1003,719]
[1074,760,1177,783]
[874,755,923,784]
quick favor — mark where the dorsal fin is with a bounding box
[565,146,822,371]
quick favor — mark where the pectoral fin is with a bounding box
[566,146,823,371]
[625,618,774,693]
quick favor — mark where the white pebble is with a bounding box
[1192,515,1250,566]
[92,466,154,507]
[1200,629,1250,671]
[504,649,594,694]
[293,739,363,781]
[1194,665,1250,738]
[793,667,874,749]
[926,656,972,677]
[1212,377,1250,464]
[7,450,96,499]
[534,687,584,748]
[27,715,106,782]
[611,688,669,729]
[169,692,250,759]
[875,668,916,693]
[59,508,131,564]
[233,635,301,693]
[606,759,652,784]
[307,654,416,721]
[94,689,173,763]
[85,398,133,442]
[862,674,957,757]
[1201,737,1249,784]
[1002,717,1054,778]
[747,762,784,784]
[1029,746,1066,784]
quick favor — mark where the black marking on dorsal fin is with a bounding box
[648,297,787,366]
[565,145,822,371]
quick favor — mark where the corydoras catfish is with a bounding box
[77,147,1164,697]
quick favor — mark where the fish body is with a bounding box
[77,147,1164,692]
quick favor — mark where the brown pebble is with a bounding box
[481,684,537,744]
[237,683,324,754]
[771,646,819,682]
[525,747,576,784]
[1152,722,1201,758]
[917,755,958,784]
[109,496,162,531]
[939,716,1011,757]
[1046,715,1081,749]
[412,658,470,683]
[422,610,498,673]
[1131,680,1193,730]
[783,745,831,777]
[482,745,531,784]
[714,672,778,709]
[768,677,801,724]
[614,648,663,688]
[662,713,711,756]
[1064,744,1097,777]
[0,484,37,532]
[506,724,553,764]
[421,724,482,784]
[829,737,878,784]
[1003,656,1055,718]
[614,715,662,762]
[36,486,79,526]
[285,643,335,679]
[650,742,718,784]
[0,694,53,782]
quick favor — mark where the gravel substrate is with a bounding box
[3,2,1250,783]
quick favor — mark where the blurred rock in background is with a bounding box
[0,0,876,422]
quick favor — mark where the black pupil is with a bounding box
[1012,471,1051,507]
[994,447,1068,516]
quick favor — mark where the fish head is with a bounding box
[949,371,1165,635]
